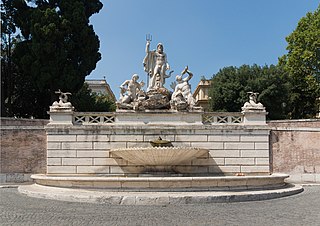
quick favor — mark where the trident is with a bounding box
[146,34,152,42]
[145,34,152,87]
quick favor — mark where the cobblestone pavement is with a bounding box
[0,186,319,226]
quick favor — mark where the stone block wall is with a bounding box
[2,116,318,183]
[0,118,48,182]
[46,124,270,176]
[269,119,320,183]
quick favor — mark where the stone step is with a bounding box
[18,183,303,205]
[31,173,289,191]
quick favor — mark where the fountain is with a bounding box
[18,37,303,205]
[111,137,208,174]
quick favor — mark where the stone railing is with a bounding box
[72,112,244,125]
[73,112,116,125]
[202,112,243,124]
[48,110,266,126]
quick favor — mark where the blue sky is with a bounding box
[87,0,318,98]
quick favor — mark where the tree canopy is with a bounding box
[1,0,103,118]
[72,83,116,112]
[209,5,320,119]
[209,65,289,120]
[279,5,320,118]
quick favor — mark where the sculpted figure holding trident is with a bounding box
[143,34,172,90]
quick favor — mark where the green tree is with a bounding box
[1,0,18,116]
[279,5,320,118]
[209,64,290,119]
[72,83,116,112]
[2,0,103,118]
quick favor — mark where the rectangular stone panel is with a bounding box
[209,150,240,158]
[224,142,255,150]
[93,158,127,166]
[47,150,76,158]
[240,135,269,142]
[109,166,125,174]
[47,142,61,150]
[241,165,270,173]
[62,158,93,166]
[77,166,109,174]
[208,135,240,142]
[62,142,93,150]
[109,135,144,142]
[93,142,126,149]
[47,166,76,174]
[175,135,208,142]
[47,158,61,166]
[190,142,224,149]
[255,158,270,165]
[173,166,209,174]
[254,142,269,150]
[76,135,110,142]
[126,142,150,148]
[47,135,77,142]
[225,158,255,165]
[76,150,109,158]
[92,142,111,149]
[192,158,225,166]
[171,142,191,147]
[241,149,269,158]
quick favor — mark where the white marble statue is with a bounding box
[118,74,145,107]
[242,92,265,110]
[171,66,197,110]
[52,90,72,108]
[143,39,171,90]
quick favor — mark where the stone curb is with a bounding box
[18,184,303,205]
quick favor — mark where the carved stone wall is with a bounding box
[46,113,271,176]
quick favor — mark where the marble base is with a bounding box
[115,110,203,125]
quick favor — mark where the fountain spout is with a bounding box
[149,136,173,147]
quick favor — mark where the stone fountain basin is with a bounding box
[110,147,208,166]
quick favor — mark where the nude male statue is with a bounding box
[143,40,170,90]
[119,74,145,104]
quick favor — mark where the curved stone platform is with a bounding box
[31,173,289,191]
[18,183,303,205]
[18,174,303,205]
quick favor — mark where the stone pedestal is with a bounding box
[115,110,203,125]
[242,108,267,125]
[48,107,74,125]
